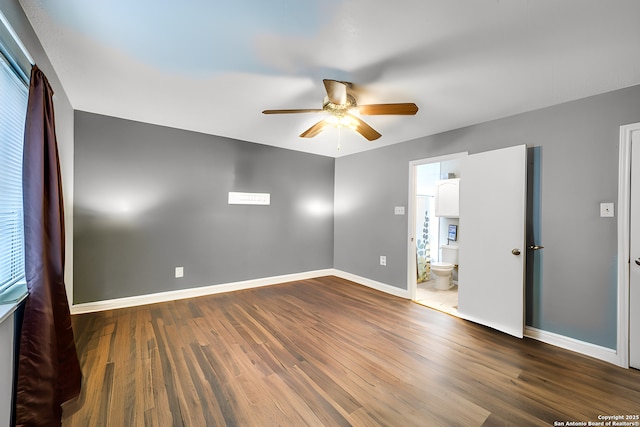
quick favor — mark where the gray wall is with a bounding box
[74,111,334,303]
[335,84,640,349]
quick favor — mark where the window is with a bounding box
[0,47,28,300]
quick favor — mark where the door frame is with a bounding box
[617,122,640,369]
[407,152,468,301]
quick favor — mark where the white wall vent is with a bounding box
[228,192,270,205]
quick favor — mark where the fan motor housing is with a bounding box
[323,94,357,116]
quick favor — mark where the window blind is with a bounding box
[0,52,28,295]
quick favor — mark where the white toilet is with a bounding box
[431,245,459,290]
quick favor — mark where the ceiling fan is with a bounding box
[262,79,418,141]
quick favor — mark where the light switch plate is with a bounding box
[394,206,405,215]
[600,202,614,217]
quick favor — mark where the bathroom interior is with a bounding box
[414,158,460,315]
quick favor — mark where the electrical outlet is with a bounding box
[175,267,184,278]
[394,206,405,215]
[600,202,614,218]
[380,256,387,266]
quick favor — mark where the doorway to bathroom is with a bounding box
[408,145,528,338]
[408,153,465,316]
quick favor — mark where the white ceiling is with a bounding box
[18,0,640,157]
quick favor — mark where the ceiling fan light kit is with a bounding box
[262,79,418,143]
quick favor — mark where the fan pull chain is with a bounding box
[337,125,341,151]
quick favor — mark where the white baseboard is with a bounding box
[332,270,410,299]
[71,271,624,367]
[70,269,410,314]
[70,269,336,314]
[524,326,622,367]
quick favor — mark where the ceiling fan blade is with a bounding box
[262,109,324,114]
[358,103,419,115]
[349,115,382,141]
[323,79,348,105]
[300,119,329,138]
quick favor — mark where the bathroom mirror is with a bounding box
[448,224,458,241]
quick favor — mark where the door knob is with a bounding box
[528,245,544,250]
[635,258,640,266]
[512,248,521,256]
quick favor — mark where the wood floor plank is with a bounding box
[63,276,640,426]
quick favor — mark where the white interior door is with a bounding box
[630,129,640,369]
[458,145,527,338]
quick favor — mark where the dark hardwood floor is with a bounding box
[62,276,640,426]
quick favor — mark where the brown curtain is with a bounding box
[15,65,81,426]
